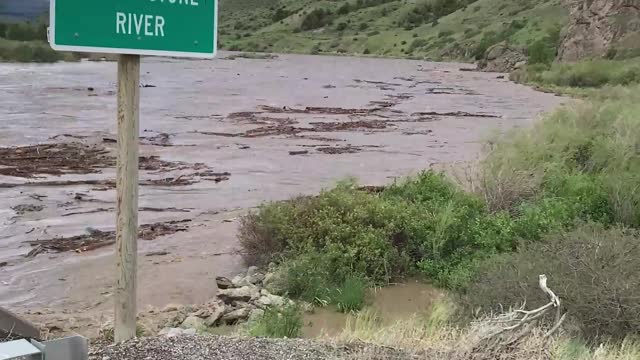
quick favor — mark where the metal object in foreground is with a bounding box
[0,336,87,360]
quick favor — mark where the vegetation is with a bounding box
[337,299,640,360]
[0,18,79,63]
[240,58,640,346]
[511,59,640,88]
[334,276,368,313]
[218,0,568,61]
[465,224,640,341]
[247,304,303,338]
[0,38,68,63]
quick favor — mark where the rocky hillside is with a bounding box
[558,0,640,61]
[219,0,567,62]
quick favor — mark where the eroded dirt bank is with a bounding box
[0,53,565,336]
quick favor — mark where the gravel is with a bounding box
[89,335,415,360]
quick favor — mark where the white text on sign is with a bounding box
[116,0,201,38]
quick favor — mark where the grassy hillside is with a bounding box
[218,0,568,61]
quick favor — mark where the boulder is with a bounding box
[249,309,265,322]
[204,304,226,327]
[231,301,256,310]
[221,308,251,324]
[161,304,182,313]
[180,315,205,331]
[246,272,265,285]
[256,293,287,308]
[231,275,252,287]
[478,42,527,73]
[190,299,226,327]
[216,276,233,290]
[246,266,260,277]
[217,286,260,304]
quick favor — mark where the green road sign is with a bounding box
[49,0,217,58]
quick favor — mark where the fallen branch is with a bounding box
[466,275,567,358]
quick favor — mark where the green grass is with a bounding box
[246,305,303,338]
[511,59,640,91]
[334,276,368,313]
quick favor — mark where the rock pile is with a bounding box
[478,41,527,73]
[161,267,294,335]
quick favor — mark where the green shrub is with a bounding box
[0,41,63,63]
[527,27,560,65]
[539,60,640,87]
[272,7,292,22]
[480,94,640,226]
[334,276,368,313]
[248,304,303,338]
[5,22,47,41]
[463,224,640,341]
[300,8,332,31]
[408,38,428,52]
[336,22,348,31]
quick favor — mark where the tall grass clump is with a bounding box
[512,59,640,89]
[247,304,303,338]
[334,276,368,313]
[479,92,640,226]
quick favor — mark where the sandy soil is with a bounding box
[0,53,565,336]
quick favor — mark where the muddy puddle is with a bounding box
[0,52,565,334]
[208,281,442,338]
[303,281,443,338]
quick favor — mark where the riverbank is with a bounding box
[0,52,564,338]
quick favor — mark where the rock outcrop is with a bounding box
[558,0,640,61]
[157,267,303,336]
[478,42,527,73]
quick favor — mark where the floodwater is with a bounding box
[302,281,444,338]
[0,52,565,334]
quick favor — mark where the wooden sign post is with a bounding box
[49,0,217,343]
[114,54,141,343]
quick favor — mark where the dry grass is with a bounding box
[327,298,640,360]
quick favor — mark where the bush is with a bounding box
[479,93,640,226]
[0,41,63,63]
[527,27,560,65]
[336,22,348,31]
[408,38,428,52]
[300,8,332,31]
[464,224,640,340]
[334,276,368,313]
[4,22,47,41]
[247,304,303,338]
[400,0,474,29]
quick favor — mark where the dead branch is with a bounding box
[464,274,567,359]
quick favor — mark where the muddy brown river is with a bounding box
[0,53,565,336]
